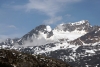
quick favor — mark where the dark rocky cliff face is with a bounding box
[0,49,72,67]
[17,25,53,45]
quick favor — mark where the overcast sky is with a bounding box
[0,0,100,39]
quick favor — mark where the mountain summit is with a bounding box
[55,20,91,32]
[17,20,94,46]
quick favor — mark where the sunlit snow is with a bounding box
[46,25,52,32]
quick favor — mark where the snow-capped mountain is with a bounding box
[55,20,91,32]
[0,20,90,46]
[17,20,88,46]
[0,38,19,45]
[17,20,100,46]
[0,20,100,67]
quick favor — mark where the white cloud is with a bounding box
[14,0,82,24]
[65,14,71,17]
[15,0,82,17]
[0,24,21,42]
[8,25,17,29]
[0,24,17,34]
[44,16,62,24]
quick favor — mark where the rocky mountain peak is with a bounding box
[26,25,52,36]
[17,25,53,45]
[0,38,19,46]
[69,20,90,26]
[55,20,92,32]
[34,25,49,32]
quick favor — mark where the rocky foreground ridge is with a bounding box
[0,49,72,67]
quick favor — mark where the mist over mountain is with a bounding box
[0,20,100,67]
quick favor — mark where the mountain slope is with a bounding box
[70,27,100,45]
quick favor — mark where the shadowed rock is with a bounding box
[0,49,72,67]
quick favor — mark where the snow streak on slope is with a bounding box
[46,25,52,32]
[33,42,80,54]
[70,20,89,25]
[51,29,86,41]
